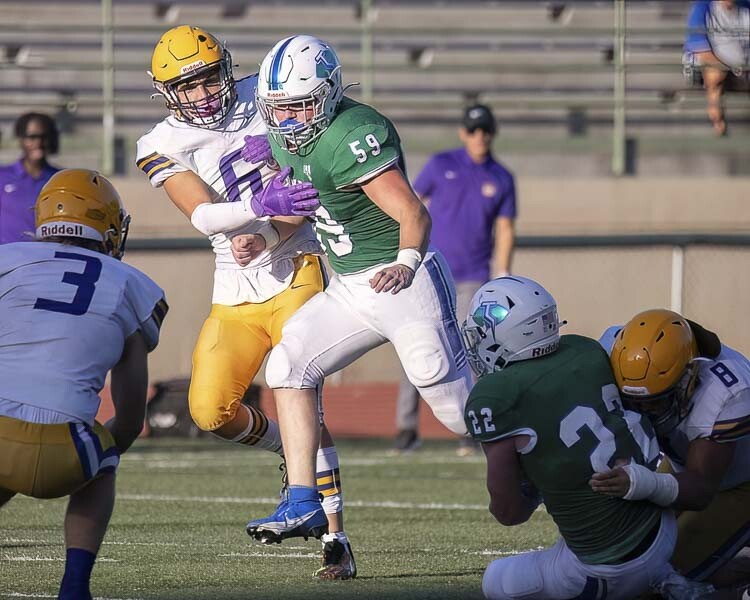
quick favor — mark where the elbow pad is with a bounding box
[190,201,260,236]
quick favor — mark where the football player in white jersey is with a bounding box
[0,169,167,600]
[592,310,750,589]
[135,26,354,579]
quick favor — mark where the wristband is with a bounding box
[396,248,422,272]
[623,462,679,507]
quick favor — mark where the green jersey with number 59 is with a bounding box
[269,97,403,274]
[465,334,662,565]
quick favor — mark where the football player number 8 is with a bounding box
[348,134,381,164]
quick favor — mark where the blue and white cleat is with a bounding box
[246,485,328,544]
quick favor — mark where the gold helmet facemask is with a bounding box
[150,25,236,127]
[35,169,130,259]
[610,309,699,432]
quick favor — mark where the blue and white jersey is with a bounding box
[136,75,320,305]
[0,242,167,425]
[600,326,750,490]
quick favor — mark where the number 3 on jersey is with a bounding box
[348,134,381,164]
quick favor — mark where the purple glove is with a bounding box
[250,167,320,217]
[241,134,273,164]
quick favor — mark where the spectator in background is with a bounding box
[0,112,60,243]
[684,0,750,136]
[393,104,517,456]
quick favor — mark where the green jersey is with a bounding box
[270,97,404,274]
[465,335,662,565]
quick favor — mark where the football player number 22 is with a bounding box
[34,252,102,316]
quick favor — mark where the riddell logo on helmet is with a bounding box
[40,224,84,237]
[180,60,206,75]
[532,341,558,358]
[267,90,287,98]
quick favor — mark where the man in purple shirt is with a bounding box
[0,113,60,244]
[394,104,517,455]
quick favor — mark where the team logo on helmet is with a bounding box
[472,301,511,330]
[315,48,338,78]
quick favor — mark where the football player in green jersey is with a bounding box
[461,276,695,600]
[235,35,473,548]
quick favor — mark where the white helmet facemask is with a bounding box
[461,276,563,377]
[256,35,344,153]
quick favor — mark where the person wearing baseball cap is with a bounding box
[393,102,517,456]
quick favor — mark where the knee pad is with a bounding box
[418,377,470,436]
[188,386,236,431]
[482,556,544,600]
[396,323,450,388]
[266,336,324,389]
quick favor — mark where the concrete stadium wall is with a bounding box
[116,176,750,384]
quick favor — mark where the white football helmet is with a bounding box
[256,35,344,152]
[462,276,562,377]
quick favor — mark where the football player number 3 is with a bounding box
[348,134,381,164]
[34,252,102,316]
[559,384,659,472]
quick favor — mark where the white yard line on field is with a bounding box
[117,493,490,511]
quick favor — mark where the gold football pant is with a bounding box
[659,458,750,581]
[0,415,118,499]
[189,255,325,432]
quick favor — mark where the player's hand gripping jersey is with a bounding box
[136,76,320,304]
[269,97,403,275]
[465,335,663,565]
[0,242,166,425]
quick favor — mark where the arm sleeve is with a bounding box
[412,158,437,198]
[190,200,262,236]
[684,1,711,54]
[122,270,169,352]
[331,123,401,189]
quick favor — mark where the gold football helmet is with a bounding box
[610,309,699,428]
[150,25,236,127]
[35,169,130,259]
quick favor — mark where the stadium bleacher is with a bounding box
[1,0,748,176]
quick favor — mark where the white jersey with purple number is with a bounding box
[600,328,750,490]
[136,75,320,305]
[663,345,750,490]
[0,242,167,425]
